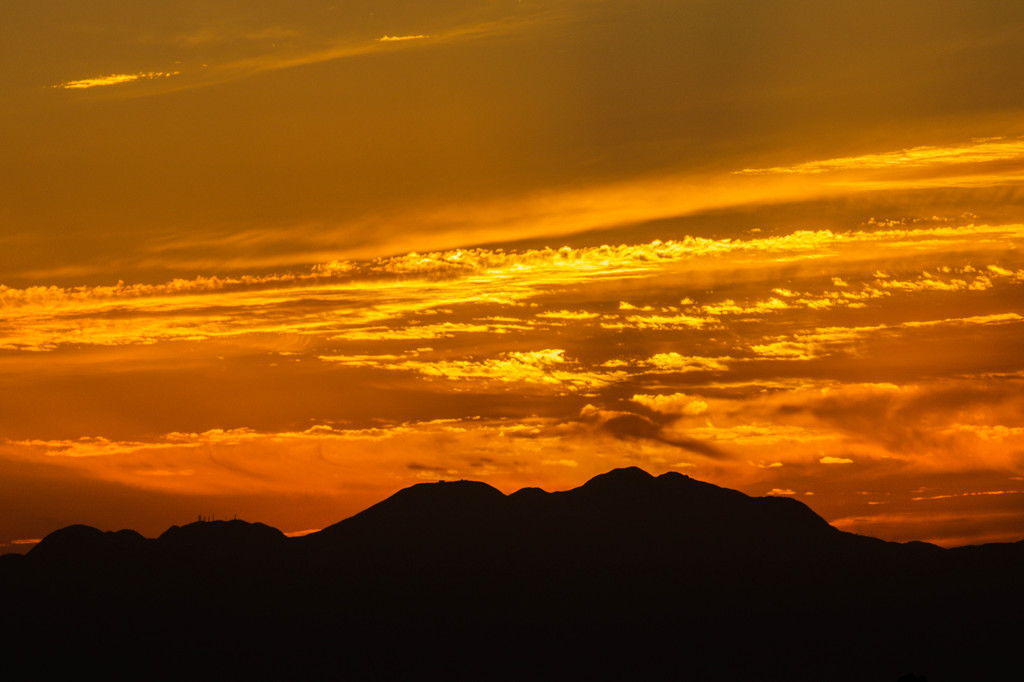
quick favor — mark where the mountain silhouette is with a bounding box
[27,524,147,564]
[2,467,1021,680]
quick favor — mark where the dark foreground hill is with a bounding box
[2,468,1021,680]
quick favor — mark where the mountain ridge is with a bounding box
[15,466,958,563]
[3,467,1020,680]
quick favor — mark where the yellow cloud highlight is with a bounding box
[1,218,1020,372]
[820,456,854,464]
[631,393,709,416]
[320,348,627,392]
[283,136,1024,266]
[336,137,1024,261]
[536,310,601,320]
[55,71,180,89]
[736,137,1024,175]
[644,354,729,373]
[751,314,1024,360]
[684,423,829,447]
[703,298,790,316]
[378,35,429,42]
[399,349,624,392]
[617,312,711,330]
[875,273,989,292]
[946,424,1024,441]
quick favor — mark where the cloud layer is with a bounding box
[3,2,1024,550]
[2,192,1022,548]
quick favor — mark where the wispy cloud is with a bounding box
[78,139,1023,274]
[750,314,1024,361]
[2,221,1021,353]
[178,17,528,96]
[377,35,429,42]
[54,71,180,90]
[735,137,1024,175]
[320,349,626,393]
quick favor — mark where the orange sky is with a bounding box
[3,1,1023,551]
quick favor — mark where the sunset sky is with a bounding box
[3,0,1023,551]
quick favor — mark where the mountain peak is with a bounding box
[27,524,146,563]
[580,465,656,490]
[366,478,507,515]
[157,519,286,558]
[309,478,508,545]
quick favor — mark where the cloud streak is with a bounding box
[53,71,180,89]
[377,35,430,42]
[736,137,1024,175]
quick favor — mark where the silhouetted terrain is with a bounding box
[2,468,1021,680]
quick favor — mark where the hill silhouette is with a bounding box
[2,467,1020,680]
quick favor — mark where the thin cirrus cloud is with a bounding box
[53,71,180,89]
[311,145,1024,264]
[42,9,514,102]
[749,314,1024,361]
[735,137,1024,175]
[1,221,1021,358]
[5,136,1022,291]
[377,35,430,42]
[81,137,1024,282]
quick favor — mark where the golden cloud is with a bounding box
[377,35,429,42]
[735,137,1024,175]
[631,393,709,416]
[54,71,180,89]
